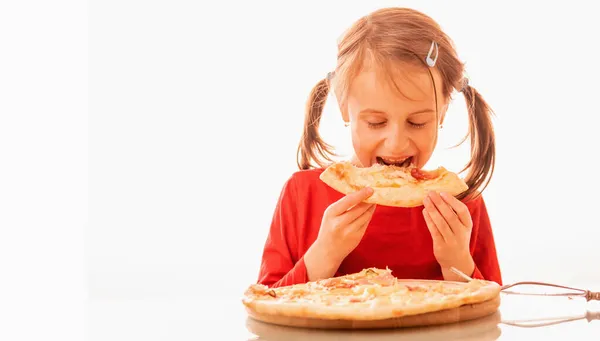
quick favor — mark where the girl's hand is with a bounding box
[317,186,377,261]
[305,187,376,280]
[422,191,475,280]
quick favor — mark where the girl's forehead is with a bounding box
[348,66,443,107]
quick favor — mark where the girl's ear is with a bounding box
[334,86,349,124]
[439,102,449,127]
[339,106,349,124]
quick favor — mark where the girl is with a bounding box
[256,7,502,288]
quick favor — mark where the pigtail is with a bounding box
[459,83,496,201]
[296,78,336,170]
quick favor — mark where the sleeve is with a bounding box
[467,196,503,285]
[256,175,309,288]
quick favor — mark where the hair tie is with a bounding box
[460,78,470,93]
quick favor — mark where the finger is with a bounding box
[423,196,453,241]
[422,209,444,243]
[340,202,374,224]
[439,192,472,228]
[348,204,376,232]
[427,192,463,231]
[328,187,374,216]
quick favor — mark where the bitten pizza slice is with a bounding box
[319,161,468,207]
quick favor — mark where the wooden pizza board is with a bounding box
[246,295,501,330]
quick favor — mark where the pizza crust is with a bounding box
[246,296,501,330]
[319,161,469,207]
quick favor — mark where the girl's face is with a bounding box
[342,66,447,169]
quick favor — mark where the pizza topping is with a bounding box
[357,274,396,287]
[410,168,439,181]
[319,278,340,287]
[348,290,376,303]
[348,165,411,188]
[244,284,279,299]
[405,285,429,292]
[364,164,411,177]
[319,277,357,289]
[331,164,349,182]
[348,296,368,303]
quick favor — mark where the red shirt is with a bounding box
[257,168,502,288]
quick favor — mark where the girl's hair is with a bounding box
[296,7,495,201]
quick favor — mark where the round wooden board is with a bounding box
[246,295,501,330]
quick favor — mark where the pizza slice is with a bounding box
[319,161,468,207]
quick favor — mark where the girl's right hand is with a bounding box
[317,187,377,260]
[304,187,376,280]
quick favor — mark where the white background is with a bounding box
[1,1,599,340]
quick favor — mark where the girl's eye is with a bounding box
[367,121,428,129]
[409,122,427,128]
[367,121,386,128]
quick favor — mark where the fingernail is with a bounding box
[364,187,374,195]
[440,192,448,198]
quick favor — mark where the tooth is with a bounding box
[383,157,408,163]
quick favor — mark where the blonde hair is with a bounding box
[296,7,495,201]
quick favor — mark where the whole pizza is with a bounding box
[243,268,501,329]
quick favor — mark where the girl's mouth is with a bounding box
[376,156,414,168]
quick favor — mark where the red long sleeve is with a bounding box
[467,196,503,285]
[257,176,309,288]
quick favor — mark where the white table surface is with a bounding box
[87,291,600,340]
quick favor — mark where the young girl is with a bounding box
[256,7,502,288]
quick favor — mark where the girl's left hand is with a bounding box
[422,191,475,276]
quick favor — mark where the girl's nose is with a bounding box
[384,126,410,152]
